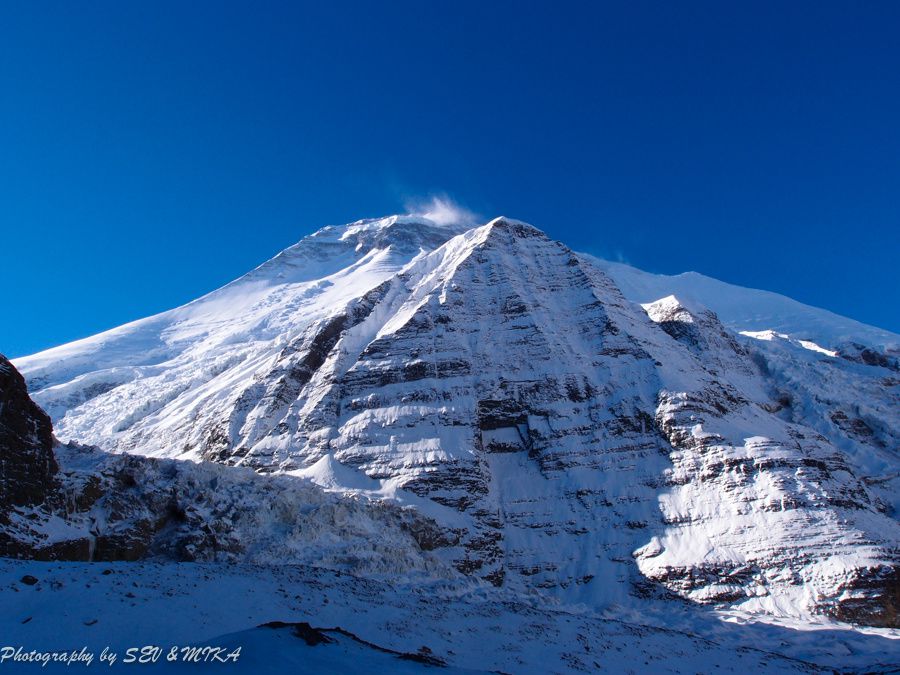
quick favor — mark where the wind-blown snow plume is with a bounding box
[404,195,480,228]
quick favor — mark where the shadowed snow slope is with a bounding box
[13,215,900,632]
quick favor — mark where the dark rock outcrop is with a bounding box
[838,342,899,372]
[0,354,57,512]
[827,565,900,627]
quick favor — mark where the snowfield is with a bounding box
[1,559,898,673]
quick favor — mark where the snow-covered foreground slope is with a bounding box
[6,419,897,673]
[11,214,900,643]
[2,558,898,673]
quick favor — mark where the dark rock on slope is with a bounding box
[0,354,57,511]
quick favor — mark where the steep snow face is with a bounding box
[16,216,468,455]
[13,216,900,626]
[249,218,675,599]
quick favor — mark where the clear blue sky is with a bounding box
[3,1,899,358]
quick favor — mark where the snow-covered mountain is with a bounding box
[593,258,900,350]
[9,213,900,666]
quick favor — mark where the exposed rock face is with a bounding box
[10,216,900,627]
[0,354,56,511]
[839,342,899,372]
[827,565,899,627]
[641,295,754,378]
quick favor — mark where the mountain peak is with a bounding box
[642,294,707,324]
[11,210,900,636]
[484,216,543,234]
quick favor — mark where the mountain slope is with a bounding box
[593,260,900,517]
[7,347,898,672]
[593,258,900,350]
[12,215,900,628]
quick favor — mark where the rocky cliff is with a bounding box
[0,355,56,511]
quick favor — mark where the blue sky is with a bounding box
[2,1,899,357]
